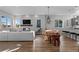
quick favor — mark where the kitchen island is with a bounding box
[62,28,79,41]
[0,31,35,41]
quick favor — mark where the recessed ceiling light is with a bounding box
[74,16,77,18]
[75,20,78,22]
[26,15,29,17]
[15,6,20,7]
[35,15,38,17]
[21,15,29,18]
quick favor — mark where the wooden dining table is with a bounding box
[44,29,60,46]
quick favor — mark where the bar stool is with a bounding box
[75,33,79,41]
[70,32,76,40]
[62,31,70,37]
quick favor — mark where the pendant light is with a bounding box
[47,6,51,23]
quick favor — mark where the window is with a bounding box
[1,16,7,25]
[55,20,58,27]
[55,20,63,28]
[59,20,62,27]
[15,18,21,27]
[37,19,41,28]
[0,16,12,27]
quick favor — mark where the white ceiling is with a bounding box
[0,6,78,15]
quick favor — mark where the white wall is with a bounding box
[0,9,74,31]
[22,15,46,31]
[13,15,73,31]
[12,15,46,31]
[45,15,73,29]
[2,14,72,32]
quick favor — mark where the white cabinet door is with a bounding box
[0,32,8,41]
[0,31,35,41]
[8,32,34,41]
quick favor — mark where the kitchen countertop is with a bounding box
[0,30,35,33]
[62,28,79,34]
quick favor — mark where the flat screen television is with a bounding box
[23,20,31,24]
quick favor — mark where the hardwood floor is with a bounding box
[0,35,78,52]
